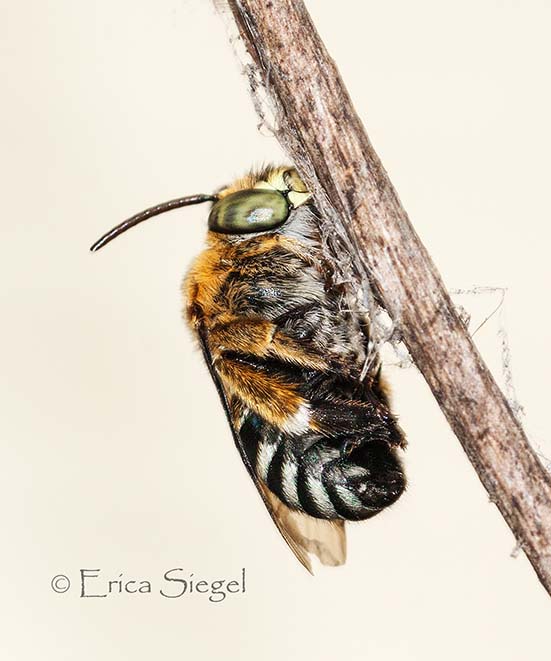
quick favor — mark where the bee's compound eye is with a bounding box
[283,168,308,193]
[208,189,290,234]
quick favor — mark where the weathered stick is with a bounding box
[215,0,551,596]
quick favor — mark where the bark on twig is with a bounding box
[215,0,551,596]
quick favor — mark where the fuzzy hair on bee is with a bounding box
[91,165,406,571]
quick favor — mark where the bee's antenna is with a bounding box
[90,194,218,252]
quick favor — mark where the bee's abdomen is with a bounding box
[239,413,405,521]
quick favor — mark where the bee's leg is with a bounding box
[215,355,310,435]
[208,317,329,371]
[311,399,405,447]
[339,438,362,457]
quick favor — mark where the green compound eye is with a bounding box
[208,189,290,234]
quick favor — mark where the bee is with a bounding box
[91,165,406,571]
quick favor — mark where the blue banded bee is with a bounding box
[91,166,406,571]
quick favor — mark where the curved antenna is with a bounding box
[90,193,217,252]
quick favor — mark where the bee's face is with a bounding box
[208,167,312,235]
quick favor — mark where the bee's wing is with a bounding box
[197,328,346,572]
[258,483,346,572]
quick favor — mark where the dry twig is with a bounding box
[215,0,551,596]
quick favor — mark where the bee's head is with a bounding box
[208,167,311,235]
[90,166,310,251]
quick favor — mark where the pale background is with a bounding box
[1,1,550,659]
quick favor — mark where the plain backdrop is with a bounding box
[1,1,550,659]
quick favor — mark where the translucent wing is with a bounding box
[258,483,346,572]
